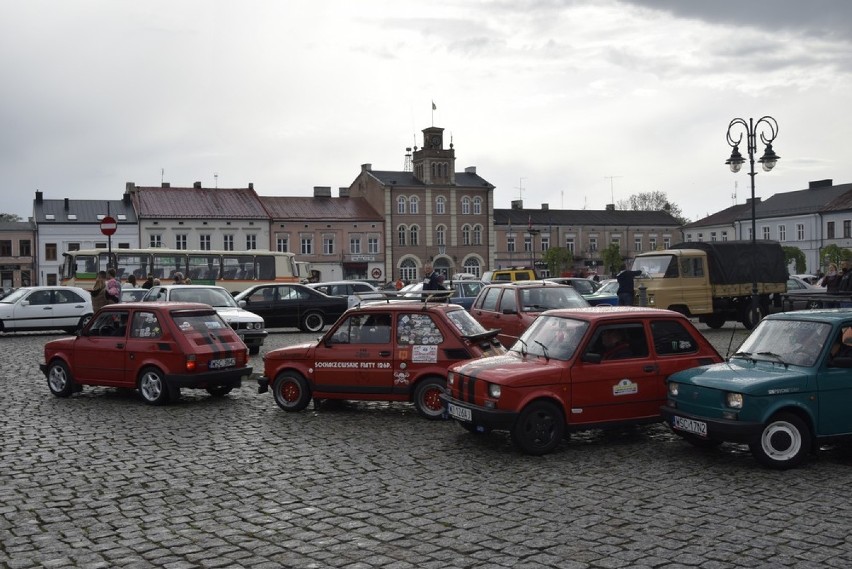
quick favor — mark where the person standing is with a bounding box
[422,263,443,291]
[141,274,155,289]
[616,264,642,306]
[91,270,109,312]
[105,268,121,304]
[123,274,137,289]
[395,275,405,291]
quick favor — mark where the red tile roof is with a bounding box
[132,187,268,219]
[260,196,382,221]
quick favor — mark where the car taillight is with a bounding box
[185,354,197,372]
[236,351,247,366]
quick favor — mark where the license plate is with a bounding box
[672,415,708,437]
[448,402,472,422]
[209,357,236,369]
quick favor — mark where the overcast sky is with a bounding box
[3,0,851,222]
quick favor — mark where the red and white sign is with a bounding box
[100,216,117,236]
[371,267,382,280]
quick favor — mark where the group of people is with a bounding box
[819,261,852,294]
[90,270,192,310]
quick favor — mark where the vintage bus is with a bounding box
[61,248,298,293]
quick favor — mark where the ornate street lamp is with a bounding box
[725,115,780,323]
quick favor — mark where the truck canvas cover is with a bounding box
[671,241,787,286]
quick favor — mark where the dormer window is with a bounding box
[67,214,77,220]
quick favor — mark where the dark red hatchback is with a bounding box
[40,302,253,405]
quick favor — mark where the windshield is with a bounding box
[736,319,832,367]
[520,287,588,311]
[513,315,589,360]
[632,255,677,278]
[170,287,238,308]
[0,288,29,304]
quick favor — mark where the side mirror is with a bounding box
[582,353,602,364]
[237,299,247,308]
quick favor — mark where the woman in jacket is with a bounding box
[91,271,109,312]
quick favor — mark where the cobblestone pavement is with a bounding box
[3,323,852,568]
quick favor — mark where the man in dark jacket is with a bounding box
[616,264,642,306]
[423,263,444,291]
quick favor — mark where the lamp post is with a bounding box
[725,115,780,323]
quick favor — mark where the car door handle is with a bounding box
[379,351,391,357]
[643,365,657,372]
[43,307,53,310]
[115,343,125,349]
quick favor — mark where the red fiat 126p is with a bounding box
[441,307,723,455]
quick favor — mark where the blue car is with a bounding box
[546,277,617,306]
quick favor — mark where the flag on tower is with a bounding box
[432,101,437,110]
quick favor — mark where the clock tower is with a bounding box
[412,126,455,185]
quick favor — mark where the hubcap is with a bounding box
[762,421,801,460]
[141,373,163,400]
[48,367,66,392]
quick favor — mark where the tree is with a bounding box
[0,213,22,222]
[782,246,807,274]
[541,246,573,277]
[615,191,689,225]
[601,243,623,277]
[819,245,852,271]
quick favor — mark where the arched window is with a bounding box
[473,224,482,245]
[442,163,449,177]
[473,196,482,215]
[397,196,407,214]
[409,196,419,214]
[461,197,471,215]
[463,257,481,278]
[435,196,446,215]
[397,225,407,246]
[409,225,419,246]
[435,224,446,246]
[400,258,417,282]
[431,163,437,178]
[462,224,471,246]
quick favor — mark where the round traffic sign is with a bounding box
[371,267,382,280]
[100,216,117,236]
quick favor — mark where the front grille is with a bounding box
[454,374,478,404]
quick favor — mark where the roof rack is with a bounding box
[351,289,454,308]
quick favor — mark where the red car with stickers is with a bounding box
[440,307,723,454]
[257,299,505,419]
[40,302,253,405]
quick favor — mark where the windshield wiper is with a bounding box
[534,340,550,361]
[516,338,528,356]
[755,351,788,364]
[732,351,754,362]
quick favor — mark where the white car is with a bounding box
[142,284,267,354]
[0,286,93,334]
[307,280,382,308]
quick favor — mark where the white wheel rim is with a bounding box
[761,420,802,461]
[140,372,163,400]
[48,367,66,392]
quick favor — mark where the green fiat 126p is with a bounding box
[662,310,852,469]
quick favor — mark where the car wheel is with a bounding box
[806,300,823,309]
[46,360,75,398]
[249,345,260,355]
[138,367,171,406]
[703,313,726,329]
[76,313,93,332]
[206,386,233,398]
[749,413,812,470]
[740,304,765,330]
[300,311,325,333]
[511,400,565,455]
[413,377,446,420]
[272,372,311,411]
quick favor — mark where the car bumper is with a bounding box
[439,393,517,429]
[237,330,268,347]
[660,405,763,443]
[166,366,253,389]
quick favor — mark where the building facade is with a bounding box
[0,221,36,290]
[261,187,385,282]
[494,201,682,277]
[348,126,495,281]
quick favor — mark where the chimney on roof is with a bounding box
[541,203,549,211]
[64,198,69,211]
[35,190,43,204]
[746,197,761,205]
[465,166,477,174]
[125,182,134,192]
[605,204,615,211]
[162,182,170,188]
[809,179,833,189]
[339,187,350,198]
[511,200,523,210]
[193,181,202,188]
[248,183,254,190]
[361,163,372,172]
[313,186,332,198]
[123,191,131,204]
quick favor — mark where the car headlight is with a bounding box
[668,382,679,397]
[447,372,456,388]
[726,392,743,409]
[488,383,501,398]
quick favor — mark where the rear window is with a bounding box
[171,312,234,339]
[446,309,489,337]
